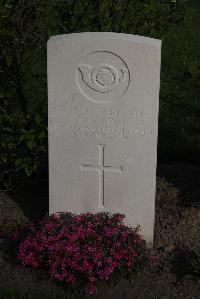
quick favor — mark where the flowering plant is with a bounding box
[13,212,147,295]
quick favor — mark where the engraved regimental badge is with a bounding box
[76,51,130,103]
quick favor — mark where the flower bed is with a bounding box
[13,212,147,295]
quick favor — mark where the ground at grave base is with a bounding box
[0,163,200,299]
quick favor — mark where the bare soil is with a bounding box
[0,162,200,298]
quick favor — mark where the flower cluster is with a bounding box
[15,212,147,295]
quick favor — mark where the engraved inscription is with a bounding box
[54,102,95,114]
[50,118,153,141]
[81,144,122,209]
[76,51,130,103]
[50,104,154,141]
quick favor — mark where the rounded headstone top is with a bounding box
[48,32,161,47]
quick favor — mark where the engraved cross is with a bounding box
[81,144,122,209]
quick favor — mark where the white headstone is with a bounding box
[48,32,161,246]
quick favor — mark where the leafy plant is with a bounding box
[158,0,200,162]
[13,212,148,295]
[0,112,47,190]
[0,0,47,190]
[188,250,200,277]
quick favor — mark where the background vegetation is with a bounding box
[1,0,200,190]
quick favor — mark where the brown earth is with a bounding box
[0,162,200,298]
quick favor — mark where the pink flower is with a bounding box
[15,211,146,296]
[114,213,125,222]
[113,252,122,260]
[85,285,97,295]
[66,273,76,284]
[73,215,82,222]
[51,212,61,219]
[11,230,20,241]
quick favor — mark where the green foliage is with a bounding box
[1,0,200,190]
[188,250,200,277]
[159,1,200,161]
[0,0,47,190]
[0,112,47,190]
[47,0,185,36]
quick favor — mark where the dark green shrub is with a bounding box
[0,112,47,190]
[0,0,47,190]
[188,250,200,277]
[158,1,200,162]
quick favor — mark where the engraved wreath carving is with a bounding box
[76,51,130,103]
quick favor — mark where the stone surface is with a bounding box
[48,32,161,246]
[0,193,28,225]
